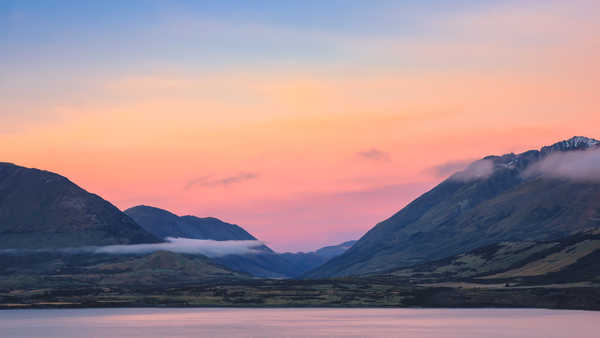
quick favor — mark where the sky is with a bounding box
[1,0,599,252]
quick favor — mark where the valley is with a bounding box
[1,137,600,310]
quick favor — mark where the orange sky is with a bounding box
[1,0,599,251]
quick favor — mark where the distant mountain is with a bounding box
[314,240,357,259]
[125,205,255,241]
[0,163,161,249]
[124,205,356,278]
[219,240,357,278]
[390,229,600,286]
[279,240,357,276]
[307,137,600,277]
[124,205,297,278]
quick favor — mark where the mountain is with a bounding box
[314,240,357,259]
[279,240,357,276]
[124,205,356,278]
[125,205,255,241]
[307,136,600,277]
[0,164,246,288]
[0,163,161,249]
[219,240,357,278]
[124,205,298,278]
[390,229,600,286]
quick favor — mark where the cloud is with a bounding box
[1,238,265,258]
[92,238,264,257]
[185,172,258,190]
[424,159,475,178]
[449,159,495,182]
[524,147,600,181]
[357,149,390,162]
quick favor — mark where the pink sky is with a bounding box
[1,0,599,251]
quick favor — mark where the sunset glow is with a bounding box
[2,0,599,251]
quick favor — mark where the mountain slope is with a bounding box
[390,229,600,285]
[0,163,161,249]
[307,137,600,277]
[125,205,255,241]
[0,250,249,289]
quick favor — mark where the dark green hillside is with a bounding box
[0,250,248,289]
[390,229,600,285]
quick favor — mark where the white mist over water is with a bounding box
[0,308,597,338]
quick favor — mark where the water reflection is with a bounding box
[0,308,597,337]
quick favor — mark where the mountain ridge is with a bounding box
[307,136,600,277]
[125,205,256,241]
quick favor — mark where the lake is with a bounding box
[0,308,597,337]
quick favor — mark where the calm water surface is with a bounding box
[0,308,598,337]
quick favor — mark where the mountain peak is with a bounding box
[541,136,599,154]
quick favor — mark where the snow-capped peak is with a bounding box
[541,136,599,155]
[562,136,600,147]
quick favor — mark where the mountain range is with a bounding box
[124,205,355,278]
[0,161,356,279]
[1,136,599,303]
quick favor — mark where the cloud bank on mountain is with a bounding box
[524,147,600,181]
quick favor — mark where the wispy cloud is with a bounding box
[357,148,390,162]
[185,172,259,190]
[424,159,475,178]
[524,147,600,181]
[449,159,495,182]
[94,238,264,257]
[1,238,265,258]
